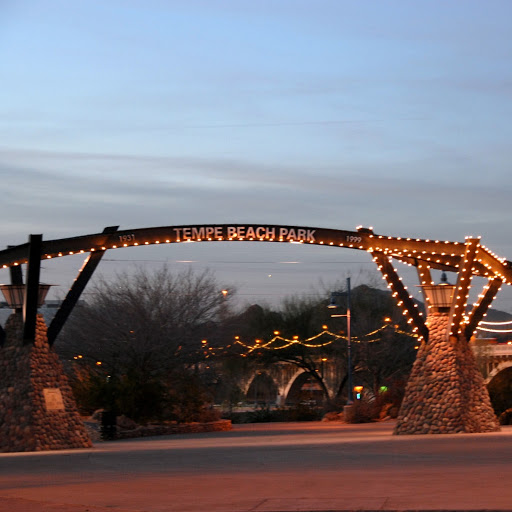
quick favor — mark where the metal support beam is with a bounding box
[47,226,119,346]
[464,277,503,340]
[372,251,429,342]
[448,238,480,338]
[23,234,42,343]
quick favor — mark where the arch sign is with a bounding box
[1,224,511,345]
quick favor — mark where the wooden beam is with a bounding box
[476,246,512,283]
[372,251,429,342]
[391,253,489,277]
[9,261,23,285]
[9,260,24,314]
[0,226,468,268]
[23,234,42,343]
[415,261,432,309]
[448,238,480,338]
[464,277,503,340]
[47,226,119,346]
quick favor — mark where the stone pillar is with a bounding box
[394,313,499,434]
[0,313,92,452]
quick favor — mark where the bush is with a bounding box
[225,405,323,424]
[115,372,165,422]
[69,368,111,415]
[69,369,166,422]
[488,368,512,416]
[350,398,379,423]
[379,402,399,419]
[69,366,219,424]
[499,408,512,425]
[162,371,220,424]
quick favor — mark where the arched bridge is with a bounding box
[1,223,512,348]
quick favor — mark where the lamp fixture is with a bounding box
[0,283,53,310]
[418,272,456,313]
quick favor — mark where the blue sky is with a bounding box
[1,0,512,311]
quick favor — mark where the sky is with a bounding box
[1,0,512,312]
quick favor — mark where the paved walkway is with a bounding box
[1,420,512,512]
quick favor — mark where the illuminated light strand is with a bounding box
[234,327,419,352]
[480,320,512,326]
[450,238,480,336]
[476,326,512,333]
[373,253,426,339]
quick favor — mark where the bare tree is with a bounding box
[56,266,234,377]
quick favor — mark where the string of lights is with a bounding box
[73,321,420,365]
[233,323,418,353]
[479,320,512,325]
[476,319,512,333]
[476,326,512,333]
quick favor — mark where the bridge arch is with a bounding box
[281,368,308,402]
[485,362,512,384]
[243,371,279,404]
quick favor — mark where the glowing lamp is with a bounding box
[327,296,338,309]
[418,272,456,313]
[0,283,53,310]
[354,385,363,400]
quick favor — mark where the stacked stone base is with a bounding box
[0,314,92,452]
[395,313,499,435]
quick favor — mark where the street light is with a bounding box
[320,357,328,378]
[418,272,456,314]
[0,283,53,311]
[328,277,353,405]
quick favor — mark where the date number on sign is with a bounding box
[346,236,362,243]
[119,234,136,243]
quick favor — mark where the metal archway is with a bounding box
[1,223,511,344]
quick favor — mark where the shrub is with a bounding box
[350,398,379,423]
[225,404,323,424]
[498,408,512,425]
[162,371,220,424]
[69,366,219,424]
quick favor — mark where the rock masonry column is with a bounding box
[394,313,499,434]
[0,313,92,452]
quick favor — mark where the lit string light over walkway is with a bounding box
[234,325,418,353]
[477,320,512,333]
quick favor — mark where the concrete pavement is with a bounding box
[0,420,512,511]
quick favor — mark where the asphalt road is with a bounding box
[0,421,512,512]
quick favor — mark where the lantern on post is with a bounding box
[418,272,456,314]
[0,284,53,312]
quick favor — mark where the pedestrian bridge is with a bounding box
[476,342,512,383]
[232,339,512,406]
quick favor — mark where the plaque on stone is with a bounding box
[43,388,65,411]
